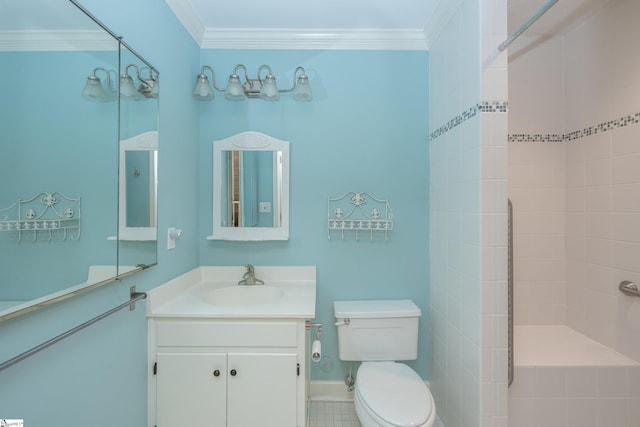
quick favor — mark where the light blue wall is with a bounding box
[0,51,119,298]
[197,49,430,380]
[0,4,430,427]
[0,0,201,426]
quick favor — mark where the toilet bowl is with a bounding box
[333,300,437,427]
[354,362,435,427]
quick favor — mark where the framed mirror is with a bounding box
[114,131,158,242]
[208,132,289,241]
[0,0,158,321]
[116,44,159,269]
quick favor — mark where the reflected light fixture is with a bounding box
[82,64,159,102]
[120,64,159,99]
[81,67,116,102]
[193,64,312,102]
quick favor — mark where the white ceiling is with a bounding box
[187,0,441,31]
[0,0,615,51]
[168,0,612,50]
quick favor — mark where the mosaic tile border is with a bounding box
[430,101,508,141]
[431,104,640,144]
[508,112,640,143]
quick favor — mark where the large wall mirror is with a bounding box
[0,0,159,321]
[208,132,289,241]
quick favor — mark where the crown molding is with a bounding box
[200,28,428,50]
[163,0,427,50]
[164,0,206,46]
[0,30,117,52]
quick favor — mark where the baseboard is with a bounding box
[310,379,432,402]
[309,381,355,401]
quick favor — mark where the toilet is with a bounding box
[334,299,436,427]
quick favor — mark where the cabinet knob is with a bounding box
[230,369,237,376]
[213,370,220,377]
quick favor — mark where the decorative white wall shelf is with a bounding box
[327,192,393,241]
[0,192,81,242]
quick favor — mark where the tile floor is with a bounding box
[308,401,361,427]
[308,400,444,427]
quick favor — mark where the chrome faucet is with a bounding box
[238,264,264,286]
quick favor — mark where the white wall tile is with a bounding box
[535,367,567,398]
[566,367,597,398]
[534,397,567,426]
[508,0,640,391]
[596,367,628,398]
[612,153,640,184]
[567,398,598,427]
[597,398,627,427]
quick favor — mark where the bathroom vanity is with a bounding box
[146,266,316,427]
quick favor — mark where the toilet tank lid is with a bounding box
[334,299,421,318]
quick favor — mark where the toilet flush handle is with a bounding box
[334,318,350,326]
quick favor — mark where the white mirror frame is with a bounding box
[208,131,290,241]
[118,131,158,241]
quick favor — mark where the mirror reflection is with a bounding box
[221,150,284,228]
[0,0,158,320]
[210,132,289,241]
[126,151,157,228]
[117,45,159,269]
[117,131,158,242]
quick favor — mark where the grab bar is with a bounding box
[0,286,146,373]
[619,281,640,297]
[508,198,514,387]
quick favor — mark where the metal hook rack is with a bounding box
[327,192,393,241]
[0,191,81,242]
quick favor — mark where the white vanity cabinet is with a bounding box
[148,318,308,427]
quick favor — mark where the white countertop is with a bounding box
[147,266,316,319]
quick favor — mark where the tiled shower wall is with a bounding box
[508,0,640,360]
[429,0,508,426]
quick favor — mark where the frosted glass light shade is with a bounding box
[224,74,245,101]
[193,74,214,101]
[82,75,108,101]
[292,74,312,102]
[150,77,159,98]
[259,75,279,101]
[120,74,139,98]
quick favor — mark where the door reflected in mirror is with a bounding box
[210,132,289,241]
[125,150,158,228]
[221,150,283,228]
[118,131,158,241]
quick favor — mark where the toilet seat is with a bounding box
[355,362,435,427]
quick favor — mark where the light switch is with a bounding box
[259,202,272,213]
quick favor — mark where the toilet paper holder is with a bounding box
[306,321,323,362]
[306,321,322,340]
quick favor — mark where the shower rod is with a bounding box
[498,0,560,52]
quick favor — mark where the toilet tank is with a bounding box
[334,299,421,361]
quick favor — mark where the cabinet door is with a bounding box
[227,352,298,427]
[156,352,227,427]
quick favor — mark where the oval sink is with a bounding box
[203,285,284,306]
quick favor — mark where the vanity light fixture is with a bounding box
[192,64,312,102]
[82,64,159,101]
